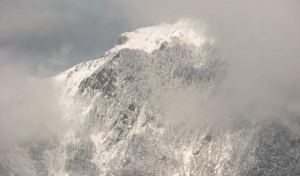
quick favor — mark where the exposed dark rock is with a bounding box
[116,35,128,45]
[203,134,212,142]
[128,104,136,111]
[159,41,168,51]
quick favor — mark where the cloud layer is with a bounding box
[109,0,300,122]
[0,63,64,145]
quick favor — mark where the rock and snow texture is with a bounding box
[52,18,210,97]
[1,19,300,176]
[111,18,207,53]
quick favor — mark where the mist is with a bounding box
[0,0,299,142]
[0,1,299,174]
[109,0,300,123]
[0,0,299,141]
[0,63,65,146]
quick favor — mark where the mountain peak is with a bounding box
[52,18,210,97]
[111,18,207,53]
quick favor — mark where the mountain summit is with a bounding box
[112,18,207,53]
[53,18,211,97]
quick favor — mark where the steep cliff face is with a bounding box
[1,19,299,176]
[50,19,225,175]
[49,19,300,176]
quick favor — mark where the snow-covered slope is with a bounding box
[2,19,300,176]
[52,18,210,97]
[111,18,207,53]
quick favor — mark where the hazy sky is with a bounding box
[0,0,136,77]
[1,0,299,78]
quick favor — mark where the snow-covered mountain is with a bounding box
[1,19,300,176]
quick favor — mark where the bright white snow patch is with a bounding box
[110,18,208,53]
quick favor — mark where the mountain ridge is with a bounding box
[52,18,210,97]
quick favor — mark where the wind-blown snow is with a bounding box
[111,18,207,53]
[52,18,208,97]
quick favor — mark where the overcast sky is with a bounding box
[0,0,299,79]
[0,0,139,77]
